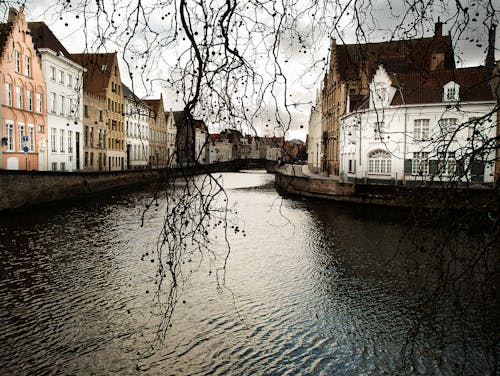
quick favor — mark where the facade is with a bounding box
[123,84,150,169]
[307,90,322,173]
[194,120,208,164]
[165,110,177,167]
[210,134,233,162]
[29,22,84,172]
[339,65,497,184]
[322,20,454,176]
[0,7,47,170]
[144,96,168,168]
[82,91,107,171]
[71,52,125,171]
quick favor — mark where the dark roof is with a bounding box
[143,99,161,114]
[27,22,71,58]
[334,35,454,82]
[0,22,13,58]
[390,66,495,105]
[122,83,142,102]
[70,53,116,95]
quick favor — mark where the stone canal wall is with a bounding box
[0,159,278,211]
[275,167,498,210]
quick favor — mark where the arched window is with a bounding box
[368,150,391,174]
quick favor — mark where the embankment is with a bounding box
[0,159,277,211]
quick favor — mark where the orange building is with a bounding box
[0,7,47,170]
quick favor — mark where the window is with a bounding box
[36,93,42,113]
[28,125,34,152]
[89,127,94,147]
[60,129,65,152]
[51,128,57,152]
[52,162,57,171]
[101,64,107,71]
[27,90,33,111]
[84,151,89,167]
[84,126,88,147]
[84,105,89,118]
[412,152,429,175]
[25,55,31,77]
[67,74,72,87]
[439,118,457,140]
[37,124,44,133]
[438,152,456,176]
[59,95,65,115]
[67,98,72,117]
[445,87,457,101]
[14,50,21,73]
[18,123,25,151]
[6,121,14,151]
[99,110,103,122]
[50,66,56,80]
[50,92,56,113]
[68,130,73,153]
[60,162,65,171]
[16,86,23,109]
[374,122,385,141]
[90,152,94,166]
[368,150,391,174]
[59,70,64,84]
[414,119,429,141]
[5,83,12,106]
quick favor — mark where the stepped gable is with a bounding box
[70,52,116,96]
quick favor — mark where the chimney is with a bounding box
[434,17,443,37]
[486,24,497,72]
[7,7,18,23]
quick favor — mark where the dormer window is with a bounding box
[443,81,460,102]
[101,64,107,71]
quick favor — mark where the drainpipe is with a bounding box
[400,86,407,185]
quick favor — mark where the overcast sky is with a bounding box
[10,0,499,141]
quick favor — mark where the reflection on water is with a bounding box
[0,172,493,374]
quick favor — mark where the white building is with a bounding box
[214,136,233,162]
[194,121,209,164]
[29,22,84,171]
[307,90,323,173]
[339,65,497,184]
[123,84,150,169]
[165,110,177,167]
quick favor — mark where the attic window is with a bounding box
[101,64,107,71]
[443,81,460,102]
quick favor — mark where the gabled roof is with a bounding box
[27,22,71,58]
[334,35,454,82]
[122,83,141,102]
[143,99,162,115]
[0,22,13,58]
[70,52,116,95]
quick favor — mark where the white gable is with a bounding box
[369,65,397,109]
[443,81,460,102]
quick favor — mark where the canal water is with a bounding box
[0,172,494,375]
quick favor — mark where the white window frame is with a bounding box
[68,130,73,153]
[60,129,65,152]
[25,55,31,77]
[439,118,458,140]
[16,86,23,109]
[50,92,56,113]
[27,90,33,111]
[51,128,57,152]
[368,149,391,174]
[6,121,14,151]
[36,93,42,113]
[374,121,385,141]
[28,124,35,152]
[50,66,56,81]
[14,50,21,73]
[18,122,25,151]
[59,70,65,84]
[412,152,429,175]
[414,119,429,141]
[5,83,12,106]
[59,95,65,115]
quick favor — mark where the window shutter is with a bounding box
[405,159,412,174]
[471,160,485,182]
[429,160,438,175]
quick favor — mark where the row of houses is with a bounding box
[307,20,499,184]
[0,7,285,173]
